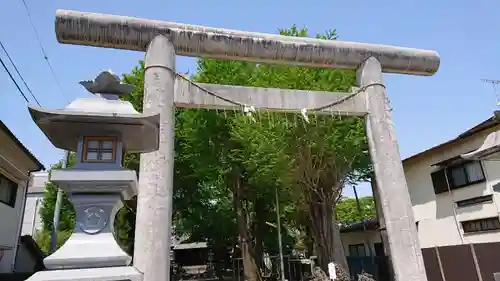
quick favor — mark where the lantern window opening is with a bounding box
[82,136,117,163]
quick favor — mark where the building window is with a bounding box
[82,136,117,163]
[348,244,366,257]
[0,174,17,207]
[461,217,500,233]
[456,195,493,208]
[448,161,485,187]
[430,160,485,194]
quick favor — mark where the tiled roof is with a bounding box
[403,114,500,163]
[0,121,44,171]
[339,219,379,233]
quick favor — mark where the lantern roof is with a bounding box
[28,71,160,153]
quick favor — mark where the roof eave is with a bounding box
[0,121,45,171]
[402,115,500,164]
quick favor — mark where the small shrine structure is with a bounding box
[25,71,159,281]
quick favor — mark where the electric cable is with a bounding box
[0,41,40,105]
[19,0,68,101]
[0,56,36,105]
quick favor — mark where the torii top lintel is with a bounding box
[55,10,440,76]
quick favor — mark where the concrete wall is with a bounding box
[21,172,48,237]
[0,127,43,273]
[404,124,500,248]
[0,180,26,273]
[340,230,382,256]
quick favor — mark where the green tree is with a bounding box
[120,25,371,276]
[37,153,76,252]
[335,196,376,225]
[39,153,76,233]
[191,26,371,273]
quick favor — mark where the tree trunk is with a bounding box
[253,199,266,271]
[300,212,315,258]
[308,191,348,273]
[232,176,262,281]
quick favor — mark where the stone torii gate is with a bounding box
[54,10,440,281]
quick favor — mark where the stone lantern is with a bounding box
[26,71,159,281]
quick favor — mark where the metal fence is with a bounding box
[232,255,314,281]
[422,242,500,281]
[172,254,391,281]
[346,256,391,281]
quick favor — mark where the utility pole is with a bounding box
[275,187,285,281]
[49,150,70,253]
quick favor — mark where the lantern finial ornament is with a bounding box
[79,70,135,97]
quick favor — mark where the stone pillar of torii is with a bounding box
[54,9,440,281]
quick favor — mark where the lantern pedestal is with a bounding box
[44,193,130,269]
[43,169,137,270]
[27,266,142,281]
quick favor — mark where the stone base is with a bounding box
[26,266,141,281]
[44,232,131,270]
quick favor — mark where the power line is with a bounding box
[0,41,40,105]
[19,0,67,101]
[0,56,35,105]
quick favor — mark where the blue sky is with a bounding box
[1,0,499,197]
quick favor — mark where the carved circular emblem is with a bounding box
[79,207,107,235]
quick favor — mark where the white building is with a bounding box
[0,121,44,274]
[337,114,500,280]
[343,115,500,250]
[404,115,500,248]
[21,172,48,238]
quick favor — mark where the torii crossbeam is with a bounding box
[54,9,439,281]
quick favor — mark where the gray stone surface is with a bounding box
[175,82,368,116]
[54,10,440,76]
[37,123,140,270]
[50,169,137,200]
[370,177,394,279]
[28,103,159,153]
[43,193,132,269]
[358,57,427,281]
[27,71,159,153]
[26,266,141,281]
[80,70,135,97]
[45,168,138,269]
[133,35,175,281]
